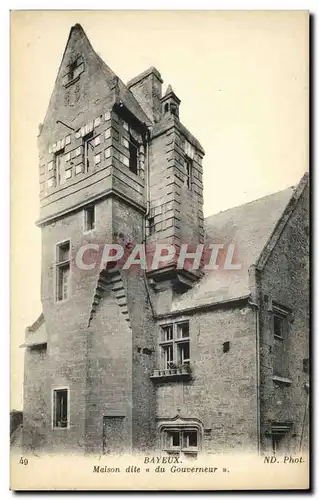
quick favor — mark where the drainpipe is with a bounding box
[142,128,156,317]
[248,265,261,455]
[143,128,151,239]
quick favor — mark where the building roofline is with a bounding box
[256,172,309,271]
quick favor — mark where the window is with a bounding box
[68,61,78,82]
[128,135,139,175]
[272,307,289,378]
[223,341,230,353]
[148,217,155,236]
[56,241,70,302]
[159,321,190,369]
[184,158,192,189]
[162,428,199,458]
[53,388,68,428]
[272,433,284,455]
[273,314,284,338]
[303,358,309,374]
[83,132,95,172]
[84,206,95,232]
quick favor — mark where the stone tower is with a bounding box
[23,24,205,454]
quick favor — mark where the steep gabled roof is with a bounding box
[171,184,298,313]
[40,24,151,135]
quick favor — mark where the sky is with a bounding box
[10,10,308,409]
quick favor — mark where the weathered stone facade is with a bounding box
[22,24,309,456]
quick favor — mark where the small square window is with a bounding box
[223,341,230,353]
[84,206,95,232]
[53,389,68,428]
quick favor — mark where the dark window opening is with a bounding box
[162,344,174,369]
[273,314,284,338]
[84,206,95,232]
[177,322,189,338]
[272,433,284,455]
[184,430,197,448]
[223,341,230,353]
[178,342,190,365]
[303,358,309,374]
[149,217,155,235]
[129,137,138,175]
[57,264,70,301]
[56,241,70,301]
[170,103,178,116]
[83,132,94,171]
[164,103,169,113]
[163,428,199,457]
[170,431,180,447]
[184,159,192,189]
[68,61,78,82]
[58,241,70,263]
[162,325,173,341]
[53,389,68,428]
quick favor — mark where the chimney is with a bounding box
[127,67,163,123]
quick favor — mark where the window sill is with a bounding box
[272,376,292,386]
[151,367,192,382]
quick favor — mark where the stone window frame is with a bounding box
[52,386,70,430]
[55,239,71,303]
[158,319,190,370]
[158,417,203,458]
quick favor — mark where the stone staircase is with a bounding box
[88,270,131,327]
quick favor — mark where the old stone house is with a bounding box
[22,24,309,457]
